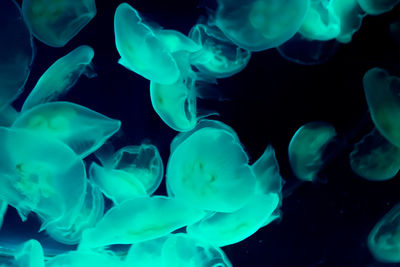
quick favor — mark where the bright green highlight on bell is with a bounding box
[14,239,44,267]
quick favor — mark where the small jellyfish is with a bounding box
[21,45,96,112]
[114,3,180,84]
[288,122,337,182]
[357,0,400,15]
[368,203,400,263]
[22,0,96,47]
[214,0,310,51]
[13,239,44,267]
[188,23,251,78]
[46,251,125,267]
[350,128,400,181]
[12,101,121,158]
[0,0,34,110]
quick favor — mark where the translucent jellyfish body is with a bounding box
[21,0,96,47]
[46,251,125,267]
[188,23,251,78]
[0,0,34,110]
[114,3,180,84]
[12,102,121,158]
[368,203,400,263]
[363,68,400,148]
[14,239,44,267]
[357,0,400,15]
[79,196,205,248]
[0,127,86,224]
[214,0,310,51]
[21,45,96,112]
[350,129,400,181]
[331,0,365,43]
[288,122,337,182]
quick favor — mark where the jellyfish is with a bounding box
[188,23,251,78]
[363,68,400,148]
[0,0,34,110]
[124,236,168,267]
[21,0,96,47]
[214,0,310,51]
[79,196,205,249]
[12,101,121,158]
[368,203,400,263]
[21,45,96,112]
[357,0,400,15]
[46,251,125,267]
[13,239,44,267]
[156,29,201,55]
[288,122,337,182]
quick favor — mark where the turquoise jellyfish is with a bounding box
[13,239,44,267]
[22,0,96,47]
[357,0,400,15]
[0,0,34,110]
[21,45,96,112]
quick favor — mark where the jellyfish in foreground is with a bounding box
[0,0,34,110]
[12,101,121,158]
[368,203,400,263]
[21,45,96,112]
[288,122,337,182]
[214,0,310,51]
[21,0,96,47]
[46,251,125,267]
[357,0,400,15]
[13,239,44,267]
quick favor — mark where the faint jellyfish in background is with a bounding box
[214,0,310,51]
[357,0,400,15]
[0,0,34,110]
[21,0,96,47]
[288,122,337,182]
[13,239,44,267]
[390,17,400,45]
[188,23,251,78]
[21,45,97,112]
[368,203,400,263]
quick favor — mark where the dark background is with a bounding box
[3,0,400,266]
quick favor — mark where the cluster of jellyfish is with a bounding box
[0,0,400,265]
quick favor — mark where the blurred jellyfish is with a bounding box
[357,0,400,15]
[0,0,34,110]
[390,17,400,45]
[12,102,121,158]
[332,0,366,43]
[288,122,337,182]
[13,239,44,267]
[22,0,96,47]
[368,203,400,263]
[0,105,19,127]
[350,128,400,181]
[46,251,125,267]
[21,45,96,112]
[188,23,251,78]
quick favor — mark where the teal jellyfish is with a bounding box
[12,102,121,158]
[0,0,34,110]
[288,122,337,182]
[21,45,96,112]
[156,29,201,55]
[14,239,44,267]
[214,0,310,51]
[46,251,125,267]
[188,23,251,78]
[124,236,167,267]
[21,0,96,47]
[357,0,400,15]
[368,203,400,263]
[350,128,400,181]
[363,68,400,148]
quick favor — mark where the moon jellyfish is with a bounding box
[156,29,201,55]
[188,23,251,78]
[21,45,96,112]
[114,3,180,85]
[21,0,96,47]
[12,101,121,158]
[13,239,44,267]
[368,203,400,263]
[357,0,400,15]
[214,0,310,51]
[0,0,34,110]
[288,122,337,182]
[363,68,400,148]
[79,196,205,249]
[46,251,125,267]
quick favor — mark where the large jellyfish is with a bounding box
[13,239,44,267]
[21,45,96,112]
[0,0,34,110]
[21,0,96,47]
[368,203,400,263]
[214,0,310,51]
[357,0,400,15]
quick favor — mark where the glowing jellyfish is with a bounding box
[21,0,96,47]
[188,23,251,78]
[12,101,121,158]
[21,45,96,112]
[0,127,86,225]
[14,239,44,267]
[46,251,125,267]
[363,68,400,148]
[350,128,400,181]
[368,203,400,263]
[331,0,365,43]
[125,236,167,267]
[0,201,7,230]
[114,3,180,84]
[214,0,310,51]
[357,0,400,15]
[0,0,34,110]
[79,196,205,249]
[288,122,337,182]
[0,105,19,127]
[156,29,201,55]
